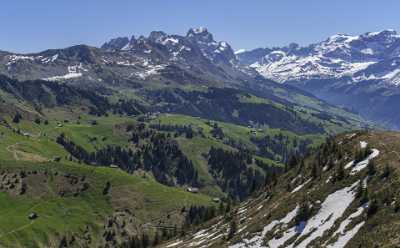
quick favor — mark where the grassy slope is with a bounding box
[0,116,214,247]
[0,108,360,246]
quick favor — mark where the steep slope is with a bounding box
[237,30,400,129]
[165,130,400,247]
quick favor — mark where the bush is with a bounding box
[12,113,22,123]
[367,199,379,218]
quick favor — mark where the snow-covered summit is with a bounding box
[237,29,400,85]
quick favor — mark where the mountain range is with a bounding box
[237,29,400,129]
[0,27,399,247]
[1,28,400,129]
[0,27,369,134]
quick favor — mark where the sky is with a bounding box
[2,0,400,53]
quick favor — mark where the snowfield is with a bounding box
[44,64,87,81]
[230,181,361,248]
[229,206,299,248]
[287,181,359,248]
[326,204,366,248]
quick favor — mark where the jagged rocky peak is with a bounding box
[101,37,130,51]
[186,27,214,43]
[148,31,168,43]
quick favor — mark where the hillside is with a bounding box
[0,28,381,248]
[0,113,219,247]
[0,101,335,246]
[164,130,400,247]
[0,79,370,247]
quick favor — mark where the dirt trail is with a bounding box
[6,142,49,162]
[6,142,21,160]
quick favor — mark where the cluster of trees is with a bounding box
[209,123,224,139]
[251,134,312,164]
[111,99,144,116]
[148,123,198,139]
[208,147,265,200]
[0,75,148,118]
[56,132,198,187]
[183,205,217,227]
[142,133,198,186]
[147,87,324,134]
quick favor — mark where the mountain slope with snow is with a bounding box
[164,130,400,248]
[237,30,400,129]
[238,30,400,84]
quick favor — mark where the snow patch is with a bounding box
[133,64,166,80]
[291,178,311,193]
[6,55,35,66]
[44,64,85,81]
[235,49,247,55]
[166,240,183,247]
[327,204,366,248]
[350,149,380,175]
[229,206,299,248]
[287,181,359,248]
[360,141,368,149]
[360,48,374,55]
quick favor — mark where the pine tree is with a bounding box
[367,199,378,217]
[367,160,376,176]
[12,112,22,124]
[218,201,225,214]
[297,159,305,174]
[355,181,363,199]
[360,188,369,205]
[334,164,345,181]
[152,232,160,246]
[141,233,149,248]
[227,218,237,240]
[310,162,318,179]
[381,164,391,179]
[295,201,311,225]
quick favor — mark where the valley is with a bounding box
[0,21,398,247]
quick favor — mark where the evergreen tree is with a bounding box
[12,112,22,124]
[360,188,369,205]
[367,160,376,176]
[152,232,160,246]
[295,200,311,225]
[227,218,237,240]
[367,199,378,218]
[355,181,363,199]
[381,164,391,179]
[141,233,149,248]
[297,159,305,174]
[334,163,345,182]
[310,162,318,179]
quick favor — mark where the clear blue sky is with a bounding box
[2,0,400,53]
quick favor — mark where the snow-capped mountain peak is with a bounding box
[237,29,400,85]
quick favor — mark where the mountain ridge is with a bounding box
[236,29,400,129]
